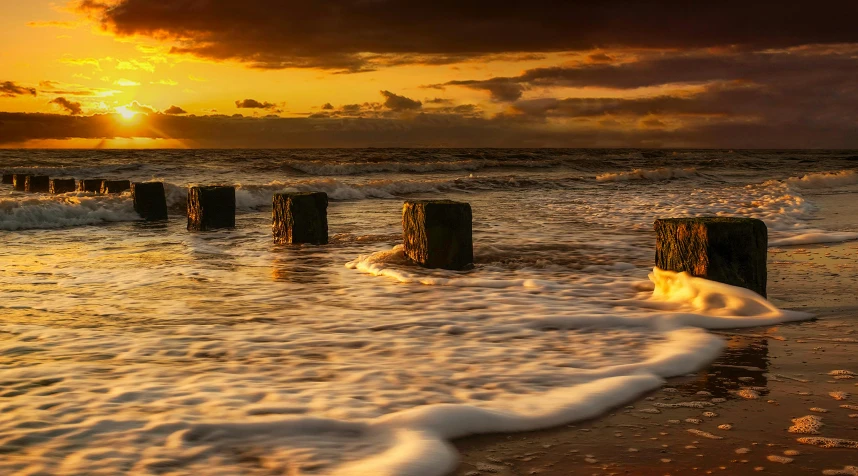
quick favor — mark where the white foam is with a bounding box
[787,170,858,189]
[0,193,140,230]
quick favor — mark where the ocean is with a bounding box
[1,149,857,475]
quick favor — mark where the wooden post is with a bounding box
[12,174,31,191]
[402,200,474,270]
[101,180,131,194]
[2,174,12,184]
[25,175,50,193]
[272,192,328,244]
[78,179,106,193]
[132,182,169,221]
[654,217,768,297]
[49,178,77,194]
[187,186,235,231]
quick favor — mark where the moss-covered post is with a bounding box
[272,192,328,244]
[187,185,235,231]
[2,174,13,184]
[654,217,768,297]
[132,182,169,221]
[12,174,31,191]
[101,180,131,194]
[25,175,50,193]
[402,200,474,270]
[78,179,106,193]
[50,178,77,194]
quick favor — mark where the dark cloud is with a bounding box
[48,97,83,115]
[380,90,421,111]
[1,81,37,97]
[431,78,525,102]
[163,105,188,115]
[321,103,334,110]
[73,0,858,71]
[235,98,277,109]
[127,101,156,114]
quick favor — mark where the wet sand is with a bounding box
[454,201,858,475]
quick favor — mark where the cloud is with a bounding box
[49,97,83,115]
[27,20,78,29]
[431,78,525,102]
[60,57,105,70]
[114,78,141,86]
[321,103,334,110]
[151,79,178,86]
[72,0,858,71]
[235,99,277,109]
[163,105,187,115]
[1,81,37,98]
[116,59,155,72]
[38,80,120,97]
[380,90,421,111]
[126,101,155,114]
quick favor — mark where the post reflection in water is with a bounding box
[271,249,333,285]
[678,335,769,399]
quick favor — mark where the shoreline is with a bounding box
[453,239,858,475]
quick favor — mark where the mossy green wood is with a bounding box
[12,174,31,191]
[50,178,76,194]
[132,182,169,221]
[654,217,768,297]
[187,185,235,231]
[25,175,50,193]
[272,192,328,244]
[403,200,474,270]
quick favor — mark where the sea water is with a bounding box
[0,149,856,475]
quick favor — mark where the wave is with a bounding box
[283,158,562,176]
[786,170,858,189]
[0,194,140,231]
[596,167,697,182]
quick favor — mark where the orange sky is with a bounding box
[1,1,857,148]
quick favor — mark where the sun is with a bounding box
[115,106,138,120]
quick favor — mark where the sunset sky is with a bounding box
[1,1,857,148]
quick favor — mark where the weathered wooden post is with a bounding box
[101,180,131,194]
[654,217,768,297]
[402,200,474,270]
[25,175,50,193]
[2,174,13,184]
[50,178,77,194]
[12,174,31,191]
[132,182,169,221]
[187,186,235,231]
[78,179,106,193]
[272,192,328,244]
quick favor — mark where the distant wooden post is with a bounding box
[654,217,767,297]
[2,174,12,184]
[132,182,169,221]
[78,179,106,193]
[50,178,77,194]
[402,200,474,270]
[272,192,328,244]
[101,180,131,194]
[25,175,50,193]
[187,186,235,231]
[12,174,31,191]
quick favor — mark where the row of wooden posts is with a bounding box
[3,173,767,294]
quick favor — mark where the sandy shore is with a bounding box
[454,194,858,475]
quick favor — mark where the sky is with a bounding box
[1,1,857,148]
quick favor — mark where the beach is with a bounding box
[0,149,856,475]
[455,194,858,476]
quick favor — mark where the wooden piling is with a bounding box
[654,217,768,297]
[101,180,131,194]
[272,192,328,244]
[78,179,106,193]
[25,175,50,193]
[12,174,31,191]
[49,178,77,194]
[402,200,474,270]
[131,182,169,221]
[2,174,13,184]
[187,186,235,231]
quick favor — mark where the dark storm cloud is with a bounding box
[1,81,37,97]
[163,105,188,115]
[235,99,277,109]
[48,97,83,115]
[380,90,421,111]
[433,46,858,100]
[73,0,858,70]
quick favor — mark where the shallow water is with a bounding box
[0,149,856,475]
